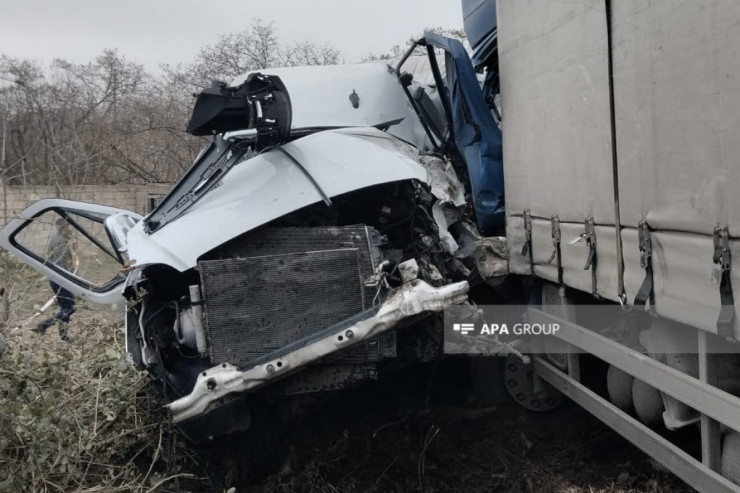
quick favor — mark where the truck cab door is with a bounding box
[0,199,143,305]
[397,32,505,236]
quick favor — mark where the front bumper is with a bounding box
[167,279,469,424]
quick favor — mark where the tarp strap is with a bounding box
[521,210,534,274]
[547,214,563,286]
[582,217,598,297]
[634,220,654,310]
[713,225,735,338]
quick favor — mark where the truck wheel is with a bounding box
[606,365,634,412]
[632,379,664,427]
[504,354,564,412]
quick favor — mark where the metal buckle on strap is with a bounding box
[633,220,655,311]
[638,220,652,269]
[582,217,599,297]
[583,217,596,270]
[521,210,535,274]
[713,224,734,339]
[547,214,561,264]
[713,224,731,284]
[549,214,564,286]
[521,210,532,257]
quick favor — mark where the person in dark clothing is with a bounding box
[33,217,78,340]
[37,281,76,334]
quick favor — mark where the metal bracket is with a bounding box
[713,224,735,338]
[582,217,598,296]
[547,214,563,286]
[583,217,596,269]
[547,214,560,263]
[638,220,652,269]
[713,225,731,280]
[634,220,655,310]
[521,210,532,256]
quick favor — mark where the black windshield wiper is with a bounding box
[144,135,251,234]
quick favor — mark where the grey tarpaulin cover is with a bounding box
[498,0,740,336]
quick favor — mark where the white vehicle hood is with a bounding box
[229,63,432,151]
[126,128,428,271]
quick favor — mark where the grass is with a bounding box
[0,254,205,492]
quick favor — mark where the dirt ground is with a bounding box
[245,359,693,493]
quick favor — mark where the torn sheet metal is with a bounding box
[453,220,483,259]
[421,155,467,207]
[423,154,469,255]
[432,201,462,254]
[474,237,509,280]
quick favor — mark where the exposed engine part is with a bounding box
[136,298,157,368]
[188,285,207,357]
[175,305,201,349]
[398,259,419,283]
[364,260,391,289]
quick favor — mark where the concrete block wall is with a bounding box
[0,184,172,228]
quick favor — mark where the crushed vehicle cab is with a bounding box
[0,52,508,443]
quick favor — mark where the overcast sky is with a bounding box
[0,0,464,71]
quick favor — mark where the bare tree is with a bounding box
[0,18,344,188]
[362,26,468,61]
[163,18,344,97]
[0,51,197,186]
[283,41,343,67]
[161,18,283,97]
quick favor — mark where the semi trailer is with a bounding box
[461,0,740,491]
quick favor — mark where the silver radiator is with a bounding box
[198,226,388,368]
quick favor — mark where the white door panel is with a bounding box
[0,199,142,305]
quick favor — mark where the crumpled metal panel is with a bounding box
[199,248,364,367]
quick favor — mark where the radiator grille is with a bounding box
[205,224,380,302]
[198,226,392,368]
[199,248,365,367]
